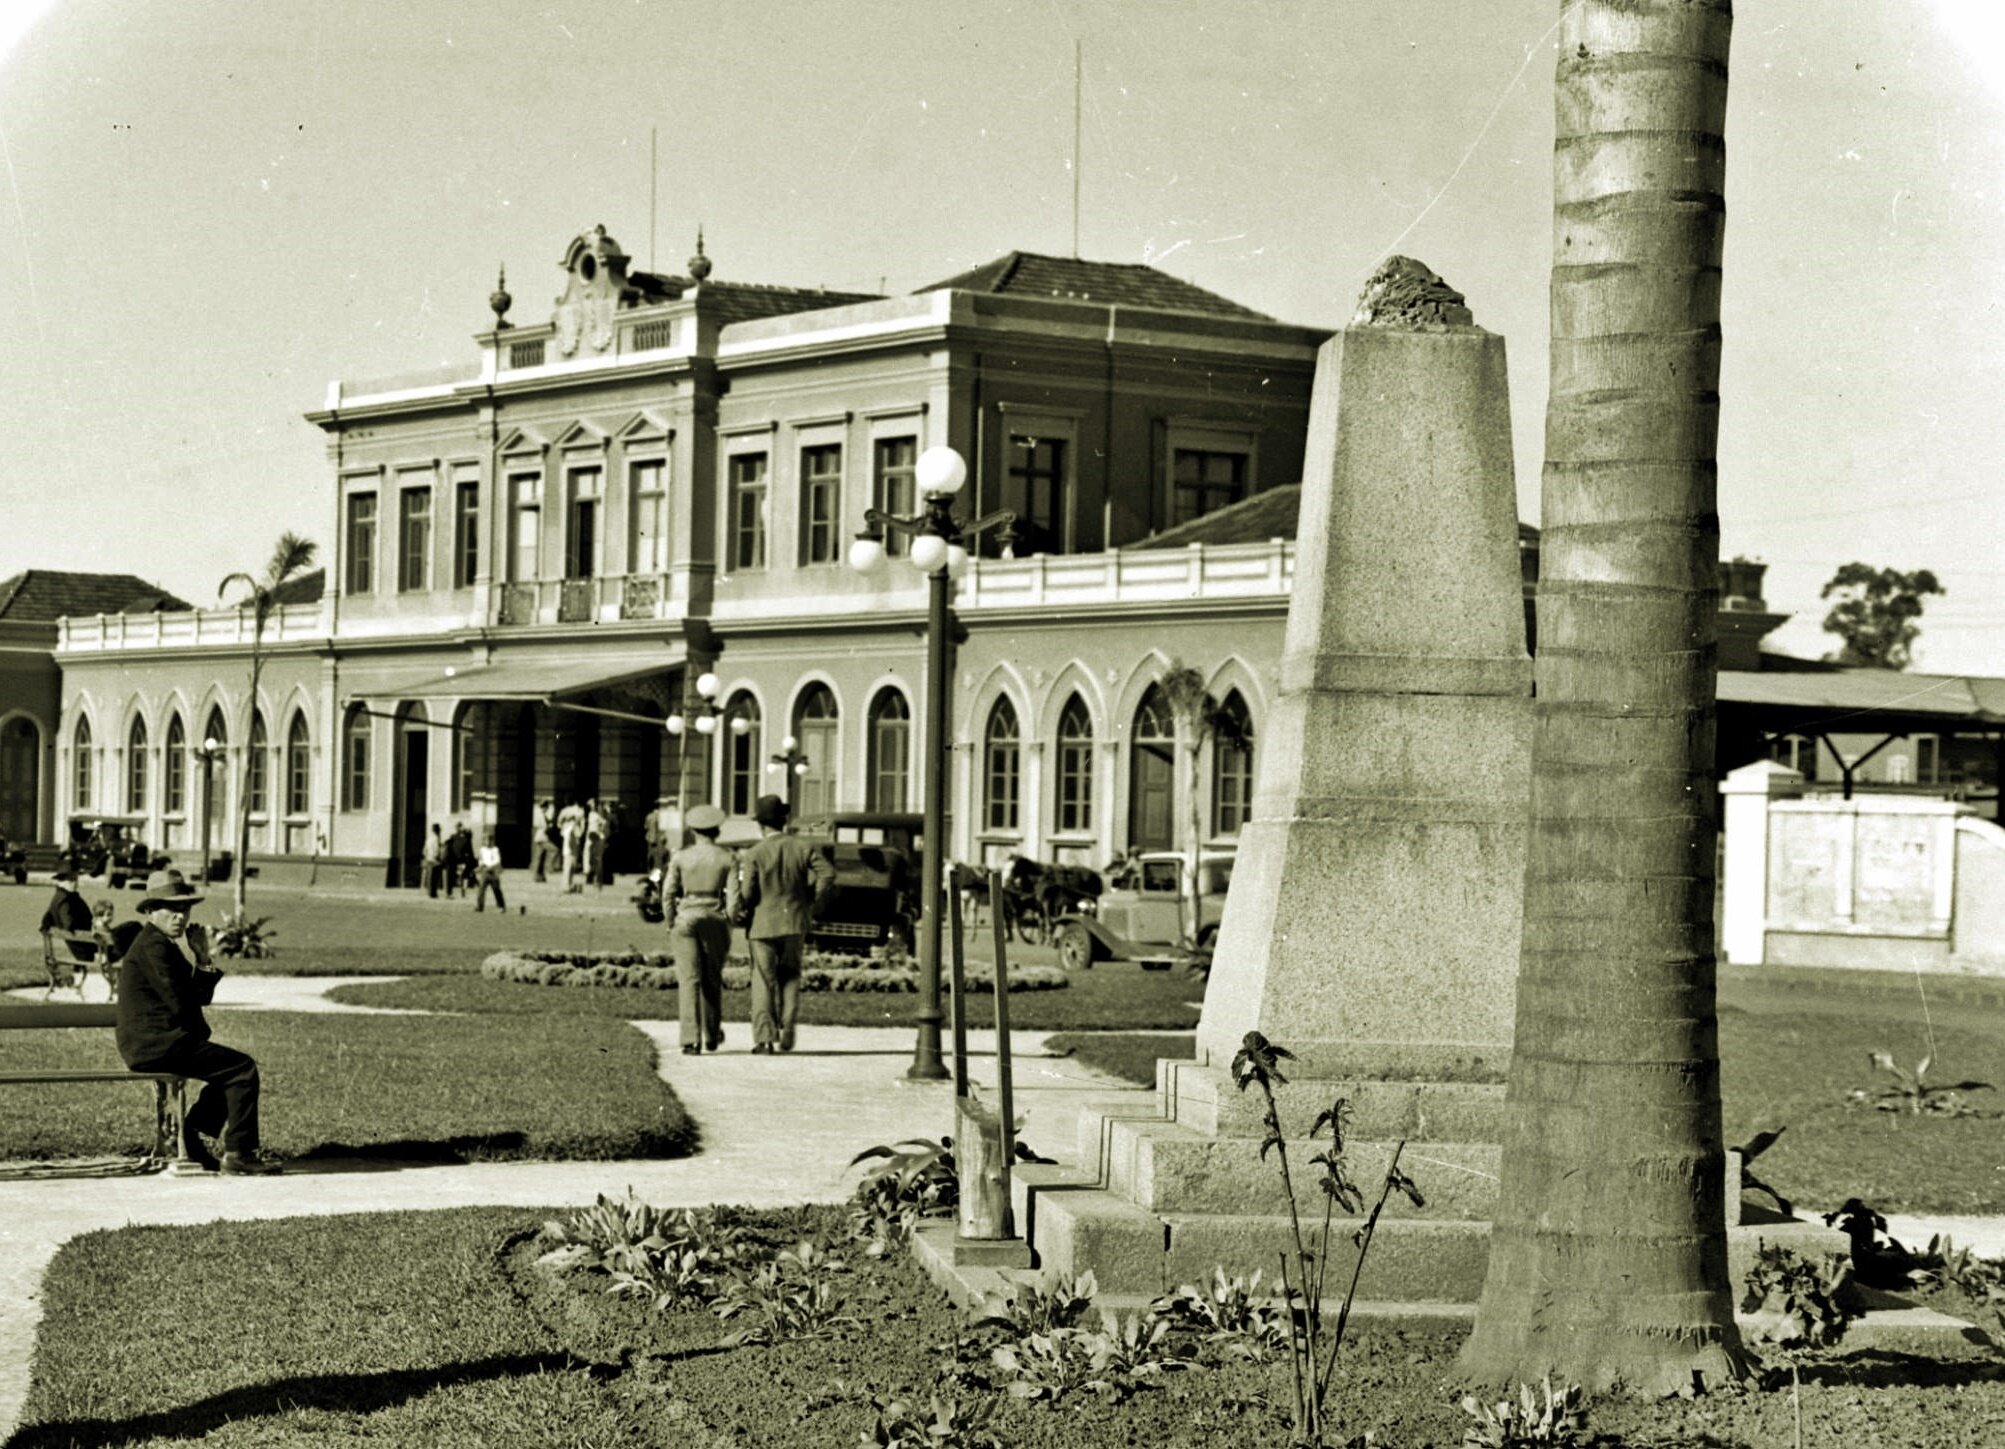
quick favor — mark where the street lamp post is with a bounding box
[197,736,223,884]
[768,736,810,817]
[849,445,1013,1083]
[666,671,749,841]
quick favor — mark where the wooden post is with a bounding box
[988,867,1017,1237]
[955,1091,1008,1239]
[947,871,969,1097]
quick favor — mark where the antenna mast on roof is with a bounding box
[1071,40,1082,259]
[650,126,658,271]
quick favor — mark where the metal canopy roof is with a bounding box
[1717,664,2005,734]
[365,654,682,704]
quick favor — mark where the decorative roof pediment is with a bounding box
[497,426,549,457]
[555,420,610,451]
[552,225,631,360]
[615,411,672,442]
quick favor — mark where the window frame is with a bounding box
[247,711,270,818]
[164,714,186,816]
[727,450,769,571]
[872,435,917,558]
[344,490,378,595]
[793,684,840,821]
[564,463,602,580]
[627,455,669,575]
[983,696,1022,833]
[798,442,843,566]
[397,480,433,593]
[1210,691,1255,837]
[724,692,762,817]
[71,716,93,813]
[126,716,149,815]
[285,712,311,817]
[867,688,911,813]
[452,466,480,589]
[342,709,371,813]
[1054,694,1094,835]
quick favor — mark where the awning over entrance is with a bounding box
[1717,665,2005,734]
[366,654,684,705]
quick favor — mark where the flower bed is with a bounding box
[480,949,1068,994]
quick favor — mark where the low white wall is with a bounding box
[1721,761,2005,974]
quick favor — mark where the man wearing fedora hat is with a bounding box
[114,869,281,1174]
[728,794,835,1054]
[663,803,735,1055]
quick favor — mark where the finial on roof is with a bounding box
[489,265,513,330]
[687,226,712,282]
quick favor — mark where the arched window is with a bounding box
[1128,684,1175,851]
[867,689,910,813]
[203,708,230,830]
[1054,694,1094,835]
[984,697,1021,833]
[792,684,839,822]
[724,692,762,817]
[126,716,149,814]
[72,716,94,812]
[164,714,186,815]
[247,711,269,815]
[286,713,311,816]
[1211,690,1255,837]
[342,707,370,812]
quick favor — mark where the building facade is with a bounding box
[51,229,1324,883]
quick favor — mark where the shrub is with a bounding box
[480,949,1068,994]
[1739,1240,1854,1350]
[212,910,277,958]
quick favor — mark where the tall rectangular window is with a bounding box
[728,452,767,570]
[629,458,667,573]
[1007,435,1068,555]
[398,485,432,592]
[799,444,842,565]
[452,469,480,588]
[344,492,377,595]
[873,437,915,558]
[509,472,541,582]
[1172,448,1248,526]
[342,712,370,812]
[1916,735,1940,783]
[565,466,601,579]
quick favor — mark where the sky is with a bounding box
[1,0,2001,672]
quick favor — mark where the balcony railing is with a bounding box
[957,540,1294,612]
[56,601,331,653]
[493,573,687,627]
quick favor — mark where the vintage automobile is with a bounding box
[806,811,923,955]
[61,816,170,889]
[1051,850,1236,971]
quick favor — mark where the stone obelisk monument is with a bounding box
[1015,260,1535,1306]
[1196,257,1530,1081]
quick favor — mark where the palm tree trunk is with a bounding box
[234,643,261,919]
[1460,0,1750,1395]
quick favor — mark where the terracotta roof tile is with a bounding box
[0,570,192,622]
[920,250,1271,320]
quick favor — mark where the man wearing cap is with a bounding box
[664,803,735,1055]
[115,869,281,1175]
[728,794,835,1054]
[38,868,94,996]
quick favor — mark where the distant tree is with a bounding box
[219,533,319,916]
[1820,563,1945,670]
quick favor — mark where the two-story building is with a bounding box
[51,227,1326,884]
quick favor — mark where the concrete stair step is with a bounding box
[1101,1113,1500,1218]
[1027,1185,1851,1302]
[1162,1060,1506,1142]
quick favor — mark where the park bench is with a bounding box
[0,1003,200,1174]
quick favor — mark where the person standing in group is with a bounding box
[473,831,507,912]
[664,803,734,1055]
[728,794,833,1054]
[583,798,608,893]
[115,870,282,1175]
[530,799,559,883]
[421,823,444,898]
[443,822,473,898]
[558,798,585,893]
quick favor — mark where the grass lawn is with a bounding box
[0,1007,693,1164]
[325,960,1206,1032]
[13,1205,2002,1448]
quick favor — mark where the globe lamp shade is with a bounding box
[781,735,799,754]
[909,533,949,574]
[665,715,686,736]
[915,445,967,498]
[848,534,887,574]
[694,715,717,736]
[945,543,970,579]
[730,715,752,736]
[695,671,721,699]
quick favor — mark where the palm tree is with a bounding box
[219,532,319,918]
[1160,661,1235,944]
[1459,0,1751,1394]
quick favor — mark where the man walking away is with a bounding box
[116,870,281,1175]
[665,804,734,1055]
[584,798,609,893]
[729,794,834,1054]
[474,832,507,912]
[558,798,585,893]
[421,823,444,898]
[531,799,558,882]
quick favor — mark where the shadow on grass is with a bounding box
[1790,1347,2005,1389]
[288,1132,532,1167]
[7,1351,609,1448]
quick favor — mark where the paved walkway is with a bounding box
[0,976,1149,1442]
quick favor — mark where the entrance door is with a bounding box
[0,718,39,841]
[397,727,429,888]
[1128,685,1176,852]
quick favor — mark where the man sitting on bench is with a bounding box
[38,868,94,996]
[115,869,282,1175]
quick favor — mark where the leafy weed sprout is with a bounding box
[1851,1051,1995,1117]
[1457,1376,1588,1447]
[1231,1030,1424,1447]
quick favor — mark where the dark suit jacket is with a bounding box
[115,923,222,1067]
[731,833,835,940]
[39,888,91,935]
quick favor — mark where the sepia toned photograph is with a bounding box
[1,2,2002,1444]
